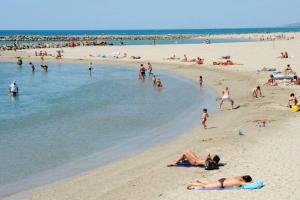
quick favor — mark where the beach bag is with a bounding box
[204,160,219,170]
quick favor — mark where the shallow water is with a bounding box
[0,62,216,197]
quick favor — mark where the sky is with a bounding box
[0,0,300,30]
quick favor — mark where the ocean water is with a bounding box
[1,27,299,46]
[1,27,300,36]
[0,38,251,46]
[0,62,216,197]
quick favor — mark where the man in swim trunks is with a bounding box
[187,175,252,190]
[219,87,234,109]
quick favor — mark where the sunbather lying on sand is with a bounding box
[187,175,252,190]
[164,54,179,60]
[264,75,278,86]
[257,67,276,72]
[130,56,141,59]
[220,56,231,59]
[196,57,204,64]
[213,60,242,66]
[167,150,220,167]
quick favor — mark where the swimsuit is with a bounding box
[218,178,226,188]
[222,96,231,101]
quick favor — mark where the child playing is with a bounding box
[252,86,262,98]
[201,108,209,129]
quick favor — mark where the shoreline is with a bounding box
[1,36,300,199]
[0,61,215,198]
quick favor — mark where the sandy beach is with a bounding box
[1,33,300,200]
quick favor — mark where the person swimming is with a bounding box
[156,78,163,88]
[41,64,48,71]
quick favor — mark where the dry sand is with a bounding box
[1,33,300,200]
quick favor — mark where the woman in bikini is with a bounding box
[167,150,220,167]
[187,175,252,190]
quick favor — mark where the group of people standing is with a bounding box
[139,63,164,89]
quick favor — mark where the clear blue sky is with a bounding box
[1,0,299,30]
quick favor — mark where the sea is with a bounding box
[0,62,216,197]
[1,27,300,46]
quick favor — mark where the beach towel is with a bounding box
[173,160,224,170]
[272,72,295,80]
[194,180,265,190]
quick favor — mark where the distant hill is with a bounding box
[283,22,300,28]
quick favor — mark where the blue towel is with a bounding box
[241,180,264,190]
[175,160,197,167]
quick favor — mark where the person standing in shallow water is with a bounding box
[199,76,203,87]
[29,62,35,72]
[9,80,19,97]
[88,62,93,73]
[147,62,153,76]
[139,64,146,80]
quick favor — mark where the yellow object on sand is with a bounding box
[291,105,300,112]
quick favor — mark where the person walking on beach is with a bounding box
[147,62,153,76]
[9,80,19,97]
[219,87,234,109]
[201,108,209,129]
[199,76,203,87]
